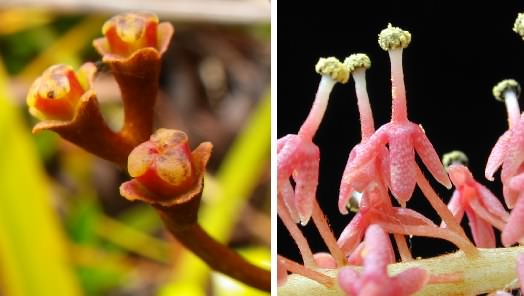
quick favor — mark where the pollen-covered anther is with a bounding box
[343,53,371,73]
[493,79,521,102]
[378,23,412,51]
[442,150,469,169]
[513,13,524,39]
[315,57,350,84]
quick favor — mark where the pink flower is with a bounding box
[445,162,508,248]
[338,224,429,296]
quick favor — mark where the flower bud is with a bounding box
[122,129,213,204]
[27,63,94,121]
[97,12,161,58]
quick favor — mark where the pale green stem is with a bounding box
[278,246,524,296]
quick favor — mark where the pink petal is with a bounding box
[485,130,511,181]
[388,131,416,203]
[347,241,365,265]
[293,143,320,224]
[277,256,288,287]
[392,267,429,296]
[279,179,300,223]
[388,207,437,227]
[475,183,509,221]
[313,252,337,269]
[443,190,465,228]
[344,127,388,184]
[339,148,358,214]
[338,267,360,296]
[466,208,496,248]
[502,194,524,246]
[363,224,392,274]
[338,212,368,254]
[501,117,524,183]
[277,134,292,153]
[413,127,451,189]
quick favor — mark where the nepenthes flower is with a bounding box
[341,24,450,205]
[278,57,349,225]
[26,63,95,121]
[338,53,391,215]
[442,151,509,248]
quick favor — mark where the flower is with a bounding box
[26,63,95,121]
[93,11,174,59]
[120,128,213,205]
[338,224,429,296]
[445,159,508,248]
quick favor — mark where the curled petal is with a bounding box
[389,133,416,203]
[391,267,429,296]
[339,148,357,214]
[93,12,174,59]
[121,130,212,207]
[486,130,511,181]
[338,267,360,296]
[293,143,320,224]
[27,63,94,121]
[280,179,300,223]
[466,208,496,248]
[443,190,465,228]
[475,183,509,221]
[338,212,368,255]
[413,128,451,189]
[313,252,337,269]
[502,194,524,246]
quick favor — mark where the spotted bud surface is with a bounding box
[26,63,93,121]
[127,129,198,198]
[98,12,161,58]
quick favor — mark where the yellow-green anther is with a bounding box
[513,13,524,39]
[378,23,411,51]
[442,150,469,169]
[493,79,521,102]
[315,57,350,84]
[343,53,371,73]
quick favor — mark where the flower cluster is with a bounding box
[278,19,524,296]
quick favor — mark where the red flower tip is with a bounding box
[94,12,174,59]
[27,63,95,121]
[120,129,213,205]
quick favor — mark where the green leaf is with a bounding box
[0,58,81,296]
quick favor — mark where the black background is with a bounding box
[277,1,524,262]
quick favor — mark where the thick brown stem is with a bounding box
[107,48,161,144]
[167,223,270,291]
[153,196,270,291]
[33,91,133,167]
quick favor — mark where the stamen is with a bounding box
[442,150,469,169]
[493,79,521,128]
